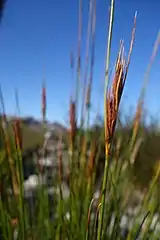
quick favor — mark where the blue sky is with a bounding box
[0,0,159,124]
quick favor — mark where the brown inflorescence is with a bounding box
[1,115,20,196]
[12,118,23,151]
[42,82,46,122]
[69,97,77,151]
[105,13,137,155]
[105,46,125,153]
[85,82,91,109]
[87,139,97,179]
[11,217,18,228]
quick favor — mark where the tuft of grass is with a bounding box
[0,0,160,240]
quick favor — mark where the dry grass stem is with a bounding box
[42,81,46,123]
[12,118,23,151]
[85,83,91,109]
[86,198,95,232]
[81,0,93,123]
[130,31,160,151]
[141,31,160,98]
[69,97,77,152]
[75,0,82,111]
[131,99,143,148]
[130,137,144,164]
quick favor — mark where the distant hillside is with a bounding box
[0,115,67,151]
[20,122,45,151]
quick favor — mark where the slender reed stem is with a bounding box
[97,153,110,240]
[80,0,93,128]
[97,0,114,239]
[75,0,82,113]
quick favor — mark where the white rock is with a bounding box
[120,215,129,229]
[151,213,159,230]
[44,132,52,139]
[13,229,18,240]
[38,157,54,167]
[127,207,134,216]
[94,190,100,200]
[108,214,115,235]
[65,212,70,220]
[24,174,42,190]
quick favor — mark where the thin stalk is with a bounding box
[97,0,114,239]
[80,0,93,128]
[75,0,82,113]
[78,0,96,171]
[94,203,102,240]
[129,31,160,152]
[83,0,96,128]
[97,155,110,240]
[85,198,95,240]
[15,90,26,240]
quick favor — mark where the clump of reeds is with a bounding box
[1,0,160,239]
[97,1,137,238]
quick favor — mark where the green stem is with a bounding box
[97,0,114,238]
[97,155,109,240]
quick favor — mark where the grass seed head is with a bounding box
[85,82,91,109]
[12,118,23,151]
[69,97,77,151]
[87,138,97,179]
[105,13,136,150]
[42,82,46,122]
[105,49,125,146]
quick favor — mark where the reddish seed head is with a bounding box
[11,218,18,227]
[85,83,91,109]
[69,97,77,149]
[12,118,23,151]
[42,82,46,122]
[105,58,124,144]
[105,11,136,146]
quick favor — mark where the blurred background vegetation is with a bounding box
[0,111,158,191]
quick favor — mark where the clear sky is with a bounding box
[0,0,159,124]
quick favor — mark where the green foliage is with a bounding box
[0,0,160,239]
